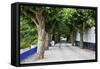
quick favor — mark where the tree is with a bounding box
[20,6,65,59]
[21,5,47,59]
[61,8,77,46]
[45,7,64,47]
[74,9,96,48]
[44,7,60,49]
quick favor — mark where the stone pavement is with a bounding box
[21,43,95,64]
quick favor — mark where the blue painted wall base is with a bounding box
[20,47,37,60]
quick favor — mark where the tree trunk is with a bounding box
[45,32,49,50]
[80,31,83,48]
[71,32,74,46]
[49,33,52,41]
[80,23,84,49]
[57,33,60,43]
[23,8,46,60]
[36,28,45,59]
[55,33,60,43]
[54,34,57,44]
[35,9,46,59]
[66,35,71,43]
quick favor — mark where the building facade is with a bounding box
[75,27,95,50]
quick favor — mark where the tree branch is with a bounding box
[21,8,39,27]
[22,9,31,18]
[31,17,39,27]
[35,13,41,25]
[29,8,36,13]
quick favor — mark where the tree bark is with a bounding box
[36,27,45,59]
[49,33,52,41]
[45,32,49,50]
[66,35,71,43]
[80,23,84,49]
[22,7,46,59]
[57,34,60,43]
[35,8,46,59]
[80,31,83,48]
[55,33,60,43]
[71,32,75,46]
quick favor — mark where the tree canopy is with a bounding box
[20,5,96,49]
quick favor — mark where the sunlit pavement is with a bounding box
[21,43,95,64]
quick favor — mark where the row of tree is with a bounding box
[20,5,96,59]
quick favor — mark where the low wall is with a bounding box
[20,47,37,60]
[75,41,95,51]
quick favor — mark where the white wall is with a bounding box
[76,27,95,43]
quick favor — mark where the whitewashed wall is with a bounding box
[76,27,95,43]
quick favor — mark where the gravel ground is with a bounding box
[21,43,95,64]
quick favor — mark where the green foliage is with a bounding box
[20,5,96,47]
[20,16,38,49]
[64,8,95,32]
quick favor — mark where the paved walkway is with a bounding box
[21,43,95,64]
